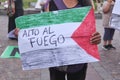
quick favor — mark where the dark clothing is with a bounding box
[14,0,23,9]
[49,63,88,80]
[49,0,81,11]
[49,0,91,11]
[47,0,91,80]
[103,28,115,41]
[8,0,23,33]
[8,8,23,32]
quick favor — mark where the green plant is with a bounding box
[0,0,37,8]
[23,0,37,8]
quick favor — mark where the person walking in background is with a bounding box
[7,0,23,40]
[43,0,101,80]
[102,0,116,50]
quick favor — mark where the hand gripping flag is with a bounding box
[16,6,100,70]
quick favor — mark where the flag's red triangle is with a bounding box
[72,8,100,60]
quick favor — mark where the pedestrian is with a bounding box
[96,0,102,13]
[43,0,101,80]
[102,0,116,50]
[7,0,23,40]
[35,0,47,12]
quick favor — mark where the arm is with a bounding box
[90,32,101,44]
[44,3,49,12]
[14,28,20,37]
[102,0,113,13]
[8,0,15,15]
[11,0,15,14]
[43,0,51,12]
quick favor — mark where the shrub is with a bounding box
[0,0,37,8]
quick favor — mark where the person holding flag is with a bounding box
[42,0,101,80]
[14,0,101,80]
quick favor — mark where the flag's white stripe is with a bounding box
[18,22,81,53]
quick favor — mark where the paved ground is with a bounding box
[0,14,120,80]
[96,19,120,80]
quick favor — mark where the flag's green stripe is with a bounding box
[16,6,91,29]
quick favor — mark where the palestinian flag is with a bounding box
[16,6,100,70]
